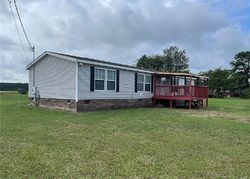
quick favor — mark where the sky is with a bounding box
[0,0,250,82]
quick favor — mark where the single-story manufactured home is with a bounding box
[26,51,154,112]
[26,51,208,112]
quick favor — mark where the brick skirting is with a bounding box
[29,98,77,112]
[76,98,152,112]
[29,98,152,112]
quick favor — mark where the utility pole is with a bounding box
[32,46,35,61]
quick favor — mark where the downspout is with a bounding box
[75,61,78,103]
[33,65,35,87]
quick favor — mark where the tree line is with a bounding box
[199,51,250,97]
[0,83,28,93]
[136,46,250,98]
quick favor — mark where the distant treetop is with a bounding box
[136,46,189,72]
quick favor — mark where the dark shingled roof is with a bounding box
[48,51,154,72]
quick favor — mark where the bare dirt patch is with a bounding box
[181,110,250,123]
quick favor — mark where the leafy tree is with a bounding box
[200,68,231,97]
[136,55,163,71]
[226,73,241,92]
[136,46,189,72]
[162,46,189,72]
[240,88,250,99]
[230,51,250,89]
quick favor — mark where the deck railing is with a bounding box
[154,85,208,98]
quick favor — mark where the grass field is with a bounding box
[0,92,250,178]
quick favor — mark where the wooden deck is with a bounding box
[152,73,209,109]
[154,85,208,99]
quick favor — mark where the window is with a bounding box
[94,68,116,91]
[160,77,166,82]
[95,68,105,90]
[145,75,151,92]
[107,70,116,90]
[186,78,195,86]
[137,74,144,91]
[136,74,152,92]
[166,77,171,85]
[176,77,185,85]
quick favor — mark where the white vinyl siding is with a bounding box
[78,64,153,100]
[28,66,34,97]
[28,53,153,100]
[29,55,76,99]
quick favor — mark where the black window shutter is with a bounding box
[134,73,138,93]
[116,70,120,92]
[90,66,95,91]
[151,75,154,93]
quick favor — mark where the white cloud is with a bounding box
[0,0,249,82]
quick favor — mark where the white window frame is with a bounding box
[94,67,106,91]
[137,73,144,92]
[145,75,151,92]
[94,67,116,91]
[107,69,116,91]
[137,74,152,93]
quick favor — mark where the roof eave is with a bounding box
[154,72,208,79]
[25,51,48,70]
[25,51,154,74]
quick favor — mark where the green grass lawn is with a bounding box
[0,92,250,178]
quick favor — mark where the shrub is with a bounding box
[240,88,250,99]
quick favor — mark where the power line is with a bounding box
[13,0,33,51]
[7,0,30,61]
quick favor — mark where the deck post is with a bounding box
[153,74,156,108]
[206,78,209,107]
[189,74,192,110]
[198,100,202,109]
[170,100,172,109]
